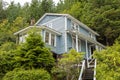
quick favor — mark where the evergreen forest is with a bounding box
[0,0,120,80]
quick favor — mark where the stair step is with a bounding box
[82,68,94,80]
[83,79,93,80]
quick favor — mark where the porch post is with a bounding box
[95,45,99,51]
[85,40,88,59]
[43,30,46,42]
[89,45,92,59]
[76,34,78,52]
[65,16,67,52]
[16,34,19,44]
[86,40,89,68]
[49,33,51,45]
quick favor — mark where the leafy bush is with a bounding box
[94,42,120,80]
[3,69,51,80]
[15,30,55,72]
[0,50,16,79]
[52,49,84,80]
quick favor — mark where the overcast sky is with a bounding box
[3,0,59,6]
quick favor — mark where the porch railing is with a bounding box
[78,60,85,80]
[94,59,97,80]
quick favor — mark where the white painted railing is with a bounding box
[78,60,85,80]
[87,54,97,80]
[94,59,97,80]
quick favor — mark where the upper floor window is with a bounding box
[72,38,76,49]
[76,25,79,31]
[45,32,49,44]
[71,22,79,31]
[45,31,56,47]
[89,33,96,40]
[78,39,81,51]
[51,34,55,46]
[47,23,52,28]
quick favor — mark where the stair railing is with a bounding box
[78,60,85,80]
[87,54,94,68]
[94,59,97,80]
[87,54,97,80]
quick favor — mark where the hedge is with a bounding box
[3,69,51,80]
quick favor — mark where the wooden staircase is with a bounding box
[82,67,94,80]
[78,59,96,80]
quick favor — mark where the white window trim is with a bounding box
[54,35,56,47]
[72,37,76,50]
[49,33,51,45]
[44,30,46,42]
[78,39,81,52]
[76,34,78,52]
[44,30,56,47]
[65,16,67,52]
[49,23,52,28]
[46,23,52,28]
[71,21,79,31]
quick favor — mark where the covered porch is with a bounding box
[66,29,105,59]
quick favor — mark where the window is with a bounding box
[72,22,75,29]
[45,32,49,44]
[89,33,95,40]
[71,22,79,31]
[19,35,23,43]
[76,25,79,31]
[19,34,28,43]
[47,23,52,28]
[45,31,56,47]
[51,34,55,46]
[78,40,81,51]
[73,38,76,49]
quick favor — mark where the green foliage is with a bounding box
[0,42,16,51]
[0,0,7,21]
[3,69,51,80]
[63,2,83,19]
[0,42,16,79]
[52,49,84,80]
[94,42,120,80]
[0,30,55,79]
[59,0,120,46]
[15,30,55,72]
[6,1,21,22]
[0,20,13,45]
[0,50,16,79]
[0,17,28,45]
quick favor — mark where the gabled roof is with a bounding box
[35,13,99,36]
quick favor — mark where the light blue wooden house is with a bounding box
[14,13,105,59]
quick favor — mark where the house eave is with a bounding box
[14,26,34,35]
[67,30,105,48]
[14,26,62,36]
[36,26,62,35]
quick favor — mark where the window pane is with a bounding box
[78,40,81,51]
[73,38,76,49]
[51,34,55,46]
[45,32,49,44]
[19,35,23,43]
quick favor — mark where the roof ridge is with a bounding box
[35,13,99,36]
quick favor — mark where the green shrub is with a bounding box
[3,69,51,80]
[0,51,16,79]
[52,49,84,80]
[94,42,120,80]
